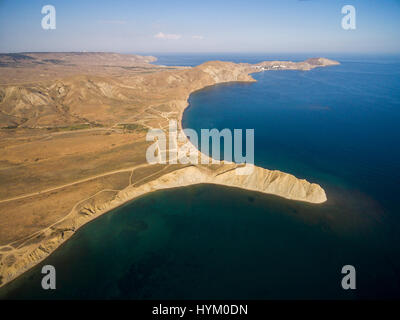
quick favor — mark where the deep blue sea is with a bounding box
[1,54,400,299]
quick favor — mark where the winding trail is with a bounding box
[0,163,150,204]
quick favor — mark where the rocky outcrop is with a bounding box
[118,165,327,204]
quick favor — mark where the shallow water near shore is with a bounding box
[1,54,400,299]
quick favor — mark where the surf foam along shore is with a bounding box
[0,56,337,288]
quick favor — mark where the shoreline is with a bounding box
[0,58,335,290]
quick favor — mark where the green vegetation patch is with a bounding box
[117,123,147,132]
[54,123,103,131]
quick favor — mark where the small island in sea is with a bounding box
[0,53,339,287]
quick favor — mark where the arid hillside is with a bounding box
[0,52,179,85]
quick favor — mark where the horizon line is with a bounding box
[1,50,400,56]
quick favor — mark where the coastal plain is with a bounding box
[0,53,338,287]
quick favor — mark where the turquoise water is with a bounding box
[1,55,400,299]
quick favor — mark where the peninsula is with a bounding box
[0,53,338,287]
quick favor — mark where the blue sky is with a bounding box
[0,0,399,53]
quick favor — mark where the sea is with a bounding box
[1,53,400,299]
